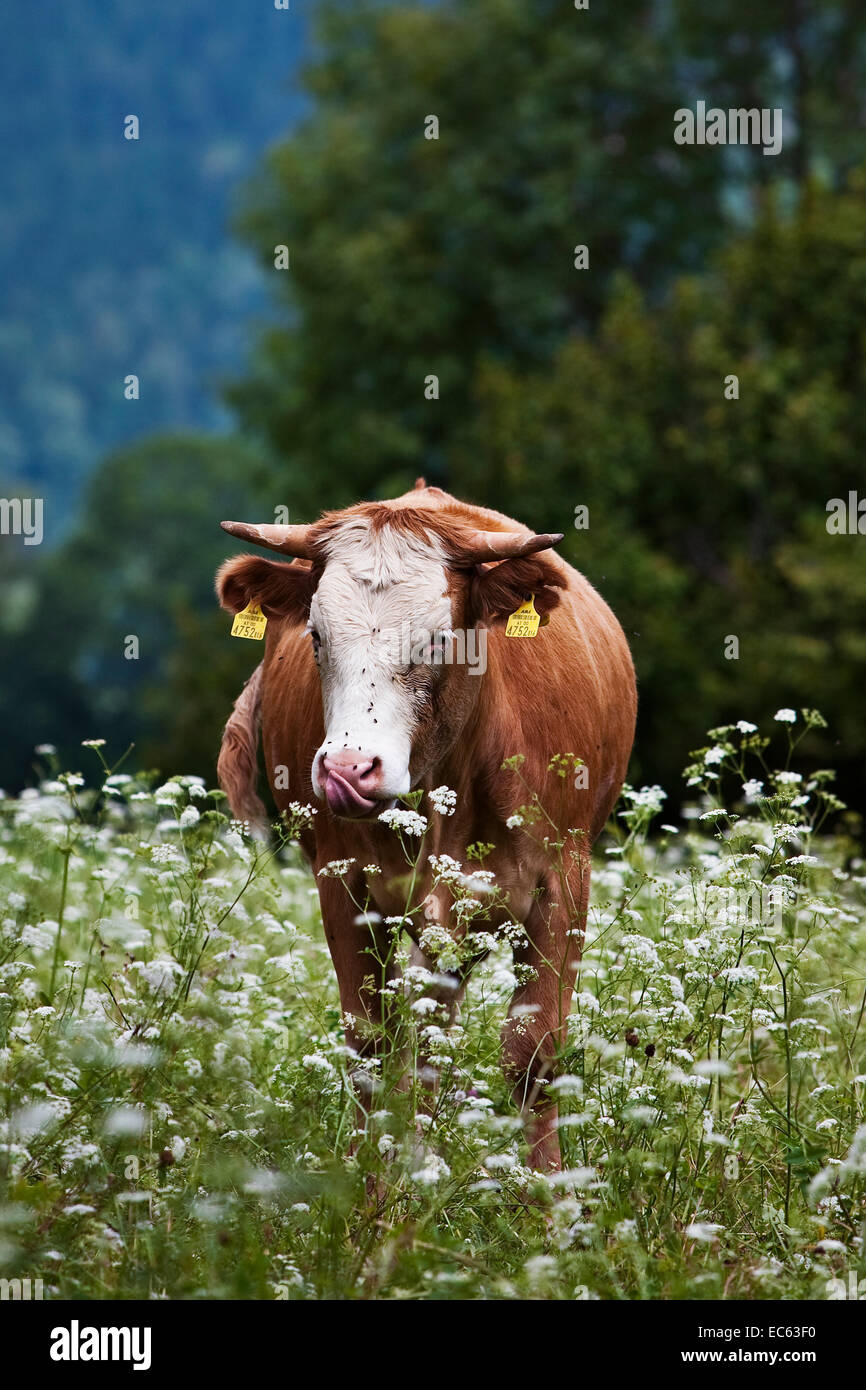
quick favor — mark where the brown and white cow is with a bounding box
[215,481,636,1169]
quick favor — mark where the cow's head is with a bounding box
[216,501,564,819]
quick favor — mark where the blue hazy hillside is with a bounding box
[0,0,306,538]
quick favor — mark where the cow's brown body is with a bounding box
[217,484,636,1169]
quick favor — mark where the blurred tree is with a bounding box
[0,434,275,789]
[228,0,866,513]
[229,0,728,508]
[464,172,866,800]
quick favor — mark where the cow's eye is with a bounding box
[309,628,322,658]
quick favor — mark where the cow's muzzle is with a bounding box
[319,753,389,819]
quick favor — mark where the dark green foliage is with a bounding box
[0,435,275,790]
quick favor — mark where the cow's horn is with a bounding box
[220,520,317,559]
[455,530,564,563]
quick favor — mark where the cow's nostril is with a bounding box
[322,752,380,789]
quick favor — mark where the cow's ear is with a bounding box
[216,555,317,623]
[468,554,566,627]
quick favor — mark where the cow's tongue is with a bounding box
[324,769,378,818]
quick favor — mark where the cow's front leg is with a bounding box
[501,858,590,1171]
[317,870,394,1117]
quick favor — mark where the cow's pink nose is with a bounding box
[321,752,383,817]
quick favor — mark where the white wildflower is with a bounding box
[102,1106,148,1137]
[429,785,457,816]
[151,844,181,865]
[302,1053,336,1076]
[155,781,185,804]
[411,1153,451,1186]
[378,807,427,837]
[317,858,357,878]
[686,1222,724,1242]
[623,784,667,810]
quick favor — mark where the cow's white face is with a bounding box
[308,520,454,817]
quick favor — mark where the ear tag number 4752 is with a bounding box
[505,594,543,638]
[231,602,268,640]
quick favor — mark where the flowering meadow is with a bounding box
[1,711,864,1301]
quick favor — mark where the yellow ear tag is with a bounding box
[230,602,268,641]
[505,594,541,638]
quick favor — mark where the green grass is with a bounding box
[0,711,864,1301]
